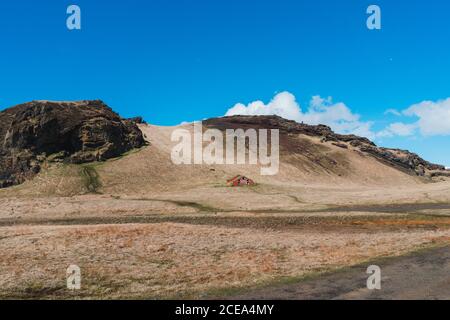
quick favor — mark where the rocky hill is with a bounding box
[205,115,448,178]
[1,102,448,191]
[0,100,145,188]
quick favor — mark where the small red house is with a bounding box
[227,175,255,187]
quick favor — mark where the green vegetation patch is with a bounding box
[80,165,102,193]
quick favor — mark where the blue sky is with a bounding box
[0,0,449,165]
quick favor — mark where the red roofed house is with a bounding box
[227,175,255,187]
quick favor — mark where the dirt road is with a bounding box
[227,245,450,300]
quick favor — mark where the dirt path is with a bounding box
[226,245,450,300]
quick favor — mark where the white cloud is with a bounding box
[403,98,450,136]
[225,92,302,121]
[377,122,417,138]
[376,98,450,139]
[225,91,376,138]
[384,108,401,116]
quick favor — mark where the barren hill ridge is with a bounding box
[0,100,449,190]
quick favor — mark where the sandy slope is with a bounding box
[100,124,425,193]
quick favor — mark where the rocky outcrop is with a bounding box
[0,100,146,188]
[358,145,445,176]
[205,115,375,147]
[205,115,448,178]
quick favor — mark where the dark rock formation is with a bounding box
[358,145,445,176]
[0,100,146,188]
[205,115,375,147]
[126,116,146,125]
[205,115,448,178]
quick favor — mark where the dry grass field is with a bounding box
[1,218,449,299]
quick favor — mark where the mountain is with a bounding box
[205,116,447,178]
[0,100,448,194]
[0,100,145,188]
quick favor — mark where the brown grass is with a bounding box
[0,222,449,299]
